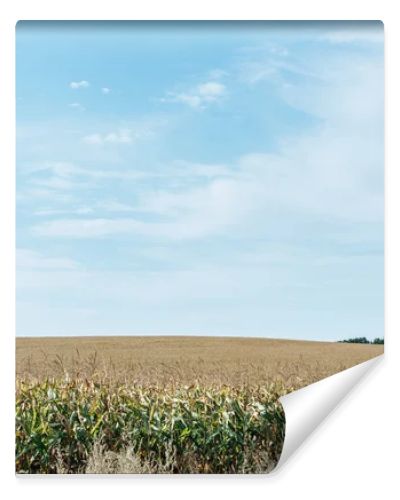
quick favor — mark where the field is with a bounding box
[16,336,383,474]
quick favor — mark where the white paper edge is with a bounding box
[275,354,383,470]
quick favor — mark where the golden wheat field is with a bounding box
[15,336,383,474]
[16,335,383,389]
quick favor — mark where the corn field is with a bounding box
[16,379,286,474]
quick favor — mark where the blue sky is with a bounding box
[16,21,384,340]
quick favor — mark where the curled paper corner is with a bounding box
[275,355,384,471]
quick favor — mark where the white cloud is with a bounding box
[24,161,149,199]
[163,81,227,109]
[321,24,383,45]
[31,176,75,190]
[32,218,145,238]
[171,93,202,109]
[83,129,139,145]
[16,249,79,270]
[32,112,383,240]
[101,87,111,94]
[68,102,85,111]
[208,68,229,80]
[104,129,132,143]
[197,81,226,99]
[79,117,164,147]
[34,207,94,216]
[69,80,90,89]
[168,160,232,179]
[28,162,84,191]
[31,175,259,240]
[82,133,103,145]
[33,201,140,218]
[17,187,75,203]
[98,200,135,212]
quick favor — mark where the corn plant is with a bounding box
[16,379,285,474]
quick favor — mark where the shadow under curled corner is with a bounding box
[272,355,384,473]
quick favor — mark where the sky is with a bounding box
[16,21,384,340]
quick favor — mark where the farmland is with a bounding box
[16,336,383,474]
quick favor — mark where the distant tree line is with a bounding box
[338,337,384,345]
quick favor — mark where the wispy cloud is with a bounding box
[17,248,79,270]
[26,159,234,218]
[16,187,75,204]
[208,68,229,80]
[33,201,136,218]
[68,102,85,111]
[31,176,76,191]
[83,128,146,145]
[30,106,383,240]
[81,133,103,145]
[69,80,90,89]
[101,87,111,94]
[167,160,232,179]
[237,50,319,87]
[24,161,150,196]
[97,200,135,212]
[103,129,133,143]
[32,218,145,238]
[34,206,94,216]
[30,173,260,240]
[321,24,383,44]
[162,81,227,109]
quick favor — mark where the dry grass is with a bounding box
[84,440,277,475]
[85,442,155,474]
[16,335,383,390]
